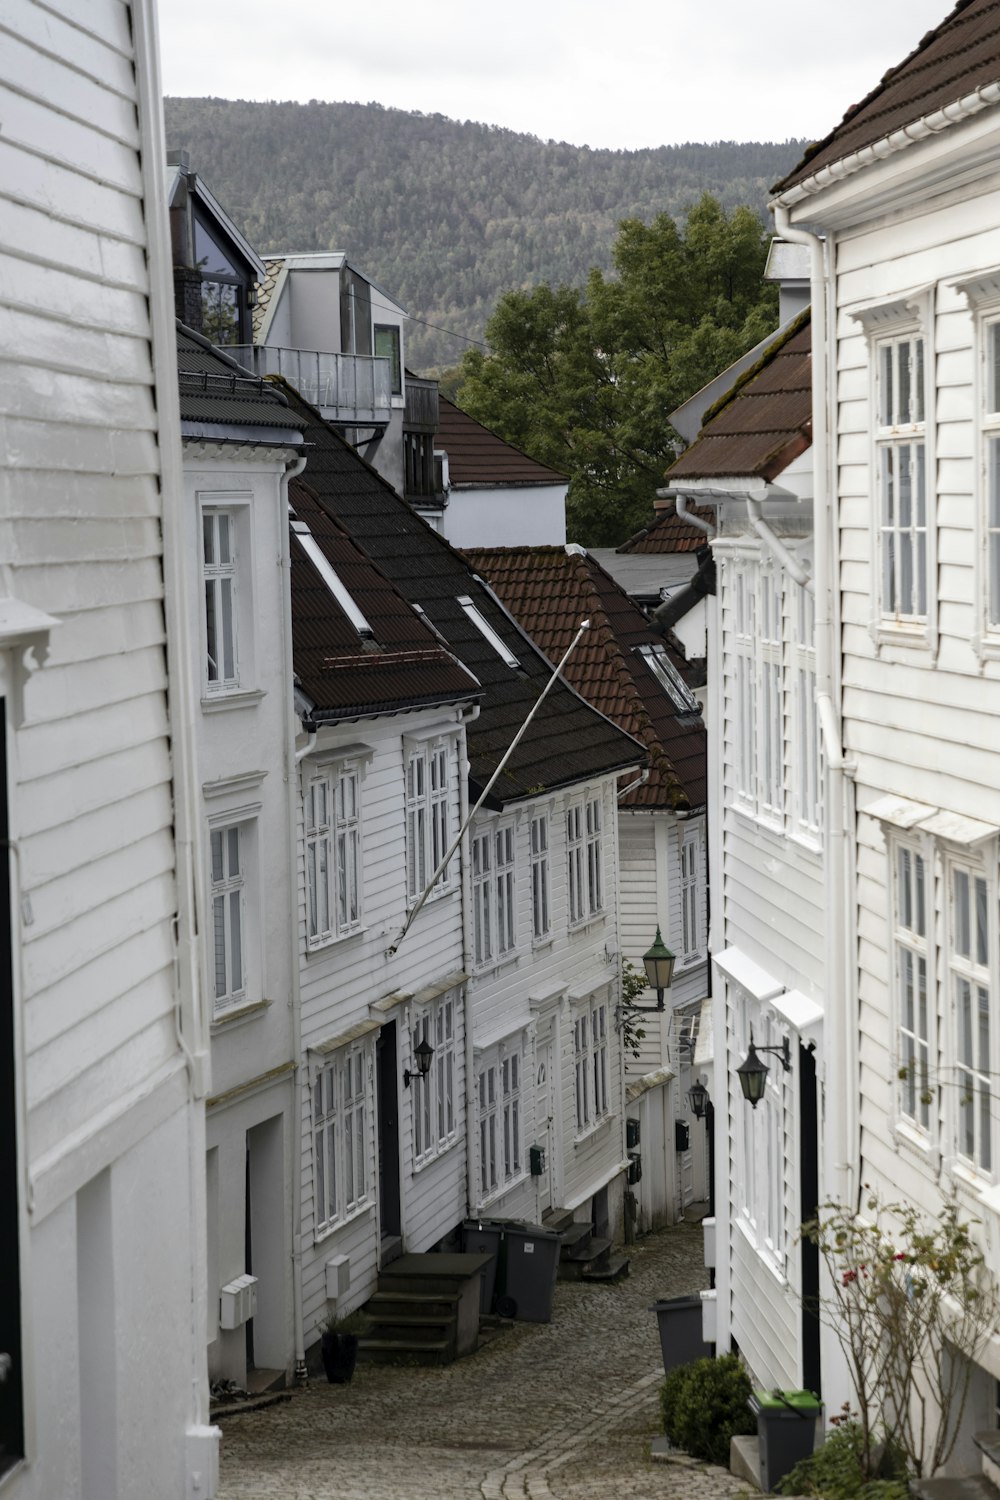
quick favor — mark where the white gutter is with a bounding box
[655,487,717,537]
[772,205,857,1235]
[745,496,812,591]
[774,82,1000,209]
[279,452,309,1382]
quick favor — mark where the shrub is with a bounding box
[660,1354,756,1466]
[777,1418,909,1499]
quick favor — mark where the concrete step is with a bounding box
[910,1479,1000,1499]
[357,1336,451,1366]
[366,1315,453,1341]
[560,1235,612,1280]
[582,1251,630,1283]
[558,1222,593,1255]
[541,1207,575,1234]
[367,1289,460,1319]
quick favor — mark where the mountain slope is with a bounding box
[165,97,805,372]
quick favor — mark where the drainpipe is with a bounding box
[456,703,482,1219]
[279,450,309,1383]
[745,495,812,591]
[772,206,857,1231]
[655,488,717,538]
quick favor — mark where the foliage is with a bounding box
[618,956,648,1059]
[164,97,803,373]
[458,196,778,545]
[660,1354,756,1465]
[777,1413,908,1499]
[804,1194,997,1478]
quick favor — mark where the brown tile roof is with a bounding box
[290,477,480,721]
[777,0,1000,192]
[664,314,811,484]
[618,503,716,556]
[436,396,567,488]
[461,545,706,812]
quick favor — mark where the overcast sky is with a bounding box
[159,0,952,151]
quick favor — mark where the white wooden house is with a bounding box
[772,0,1000,1465]
[176,326,308,1389]
[462,544,710,1231]
[1,2,216,1495]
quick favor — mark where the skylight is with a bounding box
[458,594,519,669]
[637,644,701,715]
[291,519,373,637]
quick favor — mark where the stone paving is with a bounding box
[216,1221,753,1500]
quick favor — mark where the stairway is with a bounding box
[909,1432,1000,1500]
[542,1207,630,1284]
[358,1251,492,1366]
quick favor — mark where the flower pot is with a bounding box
[321,1330,359,1384]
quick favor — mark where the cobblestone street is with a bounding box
[216,1222,751,1500]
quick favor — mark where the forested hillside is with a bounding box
[165,97,806,371]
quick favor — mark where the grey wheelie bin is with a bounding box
[461,1219,503,1313]
[495,1221,561,1322]
[649,1294,711,1373]
[748,1389,823,1492]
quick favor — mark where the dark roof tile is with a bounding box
[436,396,567,488]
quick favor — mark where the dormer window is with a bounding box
[193,211,252,346]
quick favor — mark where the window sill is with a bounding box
[532,934,555,953]
[306,925,365,956]
[573,1112,614,1148]
[211,996,271,1033]
[314,1199,375,1245]
[478,1171,530,1209]
[734,1214,787,1285]
[413,1133,461,1175]
[788,829,823,856]
[406,884,456,913]
[891,1117,938,1169]
[473,952,519,979]
[731,804,784,838]
[874,623,932,653]
[569,912,607,938]
[201,687,266,714]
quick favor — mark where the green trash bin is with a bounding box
[496,1221,561,1322]
[748,1389,823,1493]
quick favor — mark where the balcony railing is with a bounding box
[230,346,392,427]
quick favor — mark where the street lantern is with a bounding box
[687,1078,710,1120]
[642,926,676,1011]
[736,1030,791,1108]
[404,1035,435,1088]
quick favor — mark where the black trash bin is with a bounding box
[649,1294,711,1373]
[748,1389,823,1492]
[497,1221,561,1322]
[461,1219,503,1313]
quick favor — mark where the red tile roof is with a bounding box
[618,502,715,556]
[664,315,811,484]
[436,396,567,488]
[777,0,1000,192]
[462,546,706,811]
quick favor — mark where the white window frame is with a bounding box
[312,1043,370,1236]
[951,272,1000,658]
[411,993,458,1166]
[947,856,995,1180]
[851,290,936,653]
[530,812,551,942]
[404,738,453,906]
[731,986,786,1275]
[475,1034,525,1203]
[567,802,585,926]
[725,553,784,828]
[891,836,934,1143]
[471,819,517,967]
[208,811,261,1019]
[791,580,822,844]
[730,557,757,809]
[305,762,363,947]
[200,494,256,700]
[678,822,705,965]
[573,996,610,1135]
[568,794,604,927]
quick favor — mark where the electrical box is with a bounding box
[219,1273,258,1330]
[674,1119,691,1153]
[325,1253,350,1302]
[626,1117,641,1150]
[627,1152,642,1185]
[529,1144,546,1176]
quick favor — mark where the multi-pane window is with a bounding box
[478,1061,498,1197]
[732,562,757,805]
[568,797,603,926]
[876,334,927,621]
[983,320,1000,630]
[501,1051,521,1182]
[950,864,992,1174]
[574,1000,609,1131]
[472,823,516,966]
[894,844,931,1133]
[792,584,821,837]
[758,569,784,819]
[305,767,361,945]
[729,558,783,823]
[733,993,785,1270]
[413,996,457,1163]
[211,824,245,1013]
[679,827,703,961]
[476,1040,524,1200]
[530,814,550,940]
[313,1047,368,1232]
[405,742,451,903]
[203,509,238,690]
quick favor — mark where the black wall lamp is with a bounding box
[404,1036,434,1088]
[737,1030,791,1108]
[687,1077,710,1120]
[642,927,676,1012]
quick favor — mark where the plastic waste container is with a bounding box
[749,1389,823,1493]
[496,1221,561,1322]
[461,1220,503,1313]
[649,1294,711,1373]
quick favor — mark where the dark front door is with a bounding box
[799,1043,821,1393]
[376,1023,401,1250]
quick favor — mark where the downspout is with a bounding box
[675,492,717,537]
[279,451,309,1383]
[745,496,812,591]
[459,703,481,1220]
[772,205,857,1224]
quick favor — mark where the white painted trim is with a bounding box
[713,947,784,1003]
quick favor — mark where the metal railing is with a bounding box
[230,346,392,425]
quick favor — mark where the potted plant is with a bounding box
[319,1311,366,1385]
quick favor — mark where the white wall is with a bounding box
[443,484,567,549]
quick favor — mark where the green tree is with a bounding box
[458,195,778,545]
